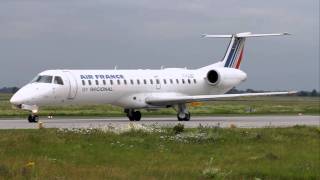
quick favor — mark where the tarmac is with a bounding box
[0,115,319,129]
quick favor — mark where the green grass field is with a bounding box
[0,93,319,117]
[0,126,319,179]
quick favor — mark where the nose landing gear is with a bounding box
[18,104,39,123]
[124,109,141,121]
[28,114,39,123]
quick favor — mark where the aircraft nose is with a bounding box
[10,93,23,105]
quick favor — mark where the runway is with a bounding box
[0,115,319,129]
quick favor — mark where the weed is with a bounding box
[265,152,279,160]
[230,124,237,128]
[0,164,10,178]
[202,157,221,178]
[173,123,184,134]
[255,133,262,140]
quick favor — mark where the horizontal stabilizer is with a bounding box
[202,32,290,38]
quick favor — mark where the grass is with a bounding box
[0,126,319,179]
[0,93,319,117]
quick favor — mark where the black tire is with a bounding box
[128,115,135,121]
[33,115,39,122]
[28,115,39,123]
[28,115,34,123]
[134,111,141,121]
[177,113,190,121]
[177,113,184,121]
[184,113,191,121]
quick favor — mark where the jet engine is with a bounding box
[206,68,247,87]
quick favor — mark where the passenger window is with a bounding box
[124,79,127,85]
[54,76,64,85]
[144,79,147,84]
[170,79,173,84]
[137,79,140,85]
[176,79,179,84]
[117,79,120,85]
[95,80,99,85]
[193,79,197,84]
[163,79,167,84]
[156,79,160,84]
[110,80,113,85]
[182,79,185,84]
[130,79,134,85]
[103,80,106,85]
[150,79,153,84]
[188,79,191,84]
[82,80,85,86]
[88,80,92,85]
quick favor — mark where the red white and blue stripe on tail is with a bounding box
[223,37,245,69]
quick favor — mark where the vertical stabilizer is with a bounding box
[221,34,246,69]
[201,32,290,69]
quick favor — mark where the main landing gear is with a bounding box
[28,114,39,123]
[124,109,141,121]
[176,104,191,121]
[124,104,191,122]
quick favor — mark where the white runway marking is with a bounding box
[0,116,319,129]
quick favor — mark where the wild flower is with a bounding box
[202,157,221,178]
[25,161,35,168]
[57,123,164,135]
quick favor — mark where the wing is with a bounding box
[146,91,297,106]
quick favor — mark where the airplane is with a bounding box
[10,32,294,123]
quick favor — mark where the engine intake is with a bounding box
[206,70,219,85]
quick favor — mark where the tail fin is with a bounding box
[202,32,290,69]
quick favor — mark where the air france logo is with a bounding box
[80,74,124,80]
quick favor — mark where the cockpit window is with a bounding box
[54,76,64,85]
[31,75,53,83]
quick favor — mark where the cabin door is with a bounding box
[63,71,78,99]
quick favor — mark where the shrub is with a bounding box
[173,123,184,134]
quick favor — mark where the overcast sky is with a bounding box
[0,0,319,90]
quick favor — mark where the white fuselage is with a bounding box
[10,67,247,110]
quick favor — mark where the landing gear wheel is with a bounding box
[133,111,141,121]
[177,113,184,121]
[28,114,39,123]
[184,112,190,121]
[125,109,142,121]
[177,112,190,121]
[128,116,135,121]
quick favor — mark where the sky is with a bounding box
[0,0,319,90]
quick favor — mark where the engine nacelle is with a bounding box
[206,68,247,87]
